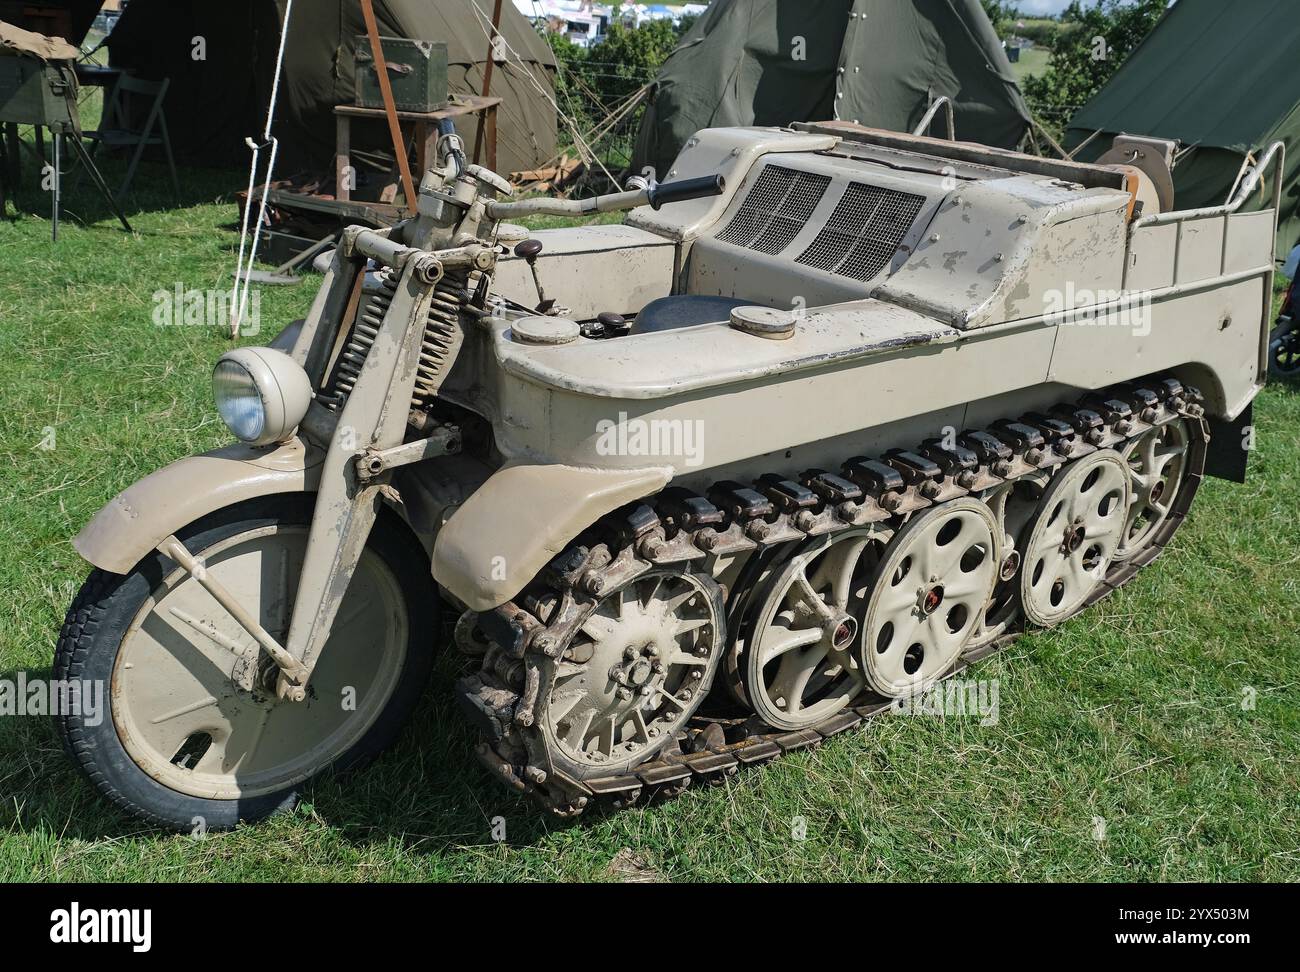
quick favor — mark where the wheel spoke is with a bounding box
[813,536,868,610]
[581,612,617,641]
[148,695,218,726]
[758,624,822,667]
[771,643,829,713]
[791,570,834,621]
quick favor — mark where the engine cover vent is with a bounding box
[717,165,831,255]
[796,183,925,282]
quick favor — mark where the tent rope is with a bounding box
[230,0,295,338]
[467,0,617,186]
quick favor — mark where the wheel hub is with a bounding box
[828,615,858,650]
[921,584,945,614]
[1064,522,1085,552]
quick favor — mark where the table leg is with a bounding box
[4,123,18,194]
[486,104,498,173]
[51,133,60,242]
[335,114,351,202]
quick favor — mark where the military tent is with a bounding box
[633,0,1031,180]
[101,0,557,177]
[1065,0,1300,254]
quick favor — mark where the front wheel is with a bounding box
[55,495,436,831]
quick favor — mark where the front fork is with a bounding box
[159,231,468,701]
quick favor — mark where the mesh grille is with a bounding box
[717,165,831,254]
[796,183,925,282]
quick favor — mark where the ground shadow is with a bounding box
[0,657,577,854]
[1,135,245,228]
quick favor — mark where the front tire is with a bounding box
[55,495,436,831]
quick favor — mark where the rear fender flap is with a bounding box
[74,437,324,574]
[432,462,673,612]
[1204,402,1252,483]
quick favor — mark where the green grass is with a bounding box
[1009,45,1051,84]
[1,146,1298,883]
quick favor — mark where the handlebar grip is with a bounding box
[436,118,457,139]
[646,174,727,210]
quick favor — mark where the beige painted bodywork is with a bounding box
[75,437,324,574]
[431,125,1276,609]
[433,462,673,611]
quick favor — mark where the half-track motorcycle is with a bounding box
[57,118,1284,827]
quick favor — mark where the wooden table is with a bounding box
[333,94,502,204]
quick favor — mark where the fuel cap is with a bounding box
[729,305,798,339]
[511,315,580,345]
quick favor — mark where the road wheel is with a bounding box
[54,495,436,831]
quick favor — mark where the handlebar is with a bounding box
[646,174,726,209]
[483,174,727,220]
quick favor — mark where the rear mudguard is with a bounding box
[432,462,672,612]
[74,437,324,575]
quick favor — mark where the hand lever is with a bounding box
[514,239,549,312]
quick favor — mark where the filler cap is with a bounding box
[729,305,798,340]
[511,315,580,345]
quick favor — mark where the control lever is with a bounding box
[514,239,553,313]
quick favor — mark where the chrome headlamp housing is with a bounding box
[212,347,313,447]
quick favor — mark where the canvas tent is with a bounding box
[633,0,1031,180]
[102,0,558,178]
[1065,0,1300,254]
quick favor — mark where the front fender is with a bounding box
[74,437,324,574]
[432,462,672,612]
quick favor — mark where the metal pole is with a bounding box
[360,0,417,211]
[473,0,504,167]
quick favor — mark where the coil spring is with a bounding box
[325,268,469,411]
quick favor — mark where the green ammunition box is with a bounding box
[354,36,448,113]
[0,56,76,130]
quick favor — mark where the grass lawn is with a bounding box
[0,147,1298,883]
[1009,45,1050,84]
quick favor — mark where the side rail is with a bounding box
[1124,141,1285,381]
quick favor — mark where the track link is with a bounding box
[458,375,1209,815]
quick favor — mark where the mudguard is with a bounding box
[432,462,673,612]
[74,437,324,574]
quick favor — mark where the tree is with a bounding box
[980,1,1021,32]
[1023,0,1168,138]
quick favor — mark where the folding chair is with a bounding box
[78,73,179,204]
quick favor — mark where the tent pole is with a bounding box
[473,0,504,168]
[360,0,417,211]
